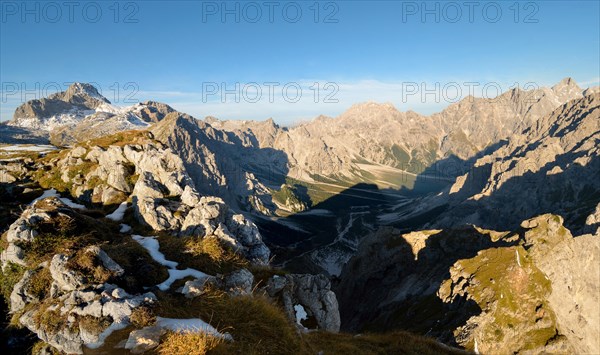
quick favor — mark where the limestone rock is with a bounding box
[49,254,85,292]
[265,274,340,332]
[124,326,166,353]
[219,268,254,296]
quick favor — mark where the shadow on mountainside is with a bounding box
[0,123,50,145]
[430,150,600,233]
[255,183,405,271]
[334,225,518,345]
[396,139,509,198]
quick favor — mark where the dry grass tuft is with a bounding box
[158,331,224,355]
[84,130,153,148]
[130,305,157,328]
[25,267,53,300]
[67,248,114,285]
[157,235,248,275]
[155,288,302,355]
[101,236,169,293]
[78,315,112,334]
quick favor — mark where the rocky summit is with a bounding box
[0,79,598,354]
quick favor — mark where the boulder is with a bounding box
[265,274,340,332]
[181,277,216,298]
[85,246,125,277]
[219,268,254,296]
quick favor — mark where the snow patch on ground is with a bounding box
[0,144,57,152]
[132,235,211,291]
[157,269,210,292]
[294,304,308,326]
[119,224,132,233]
[31,189,86,209]
[132,235,178,269]
[106,202,128,221]
[156,317,232,340]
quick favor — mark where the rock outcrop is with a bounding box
[522,215,600,354]
[265,274,340,332]
[2,198,158,354]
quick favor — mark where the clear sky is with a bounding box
[1,0,599,125]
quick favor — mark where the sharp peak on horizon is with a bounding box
[65,82,103,95]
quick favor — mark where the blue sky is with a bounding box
[1,0,599,125]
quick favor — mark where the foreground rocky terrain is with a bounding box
[1,80,598,354]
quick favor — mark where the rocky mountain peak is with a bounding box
[47,82,111,110]
[63,82,109,103]
[551,77,582,99]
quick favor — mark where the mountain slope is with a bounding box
[427,91,600,232]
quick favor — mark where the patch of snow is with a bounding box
[474,338,479,354]
[119,224,132,233]
[0,144,57,152]
[85,322,128,349]
[157,269,210,291]
[132,235,178,269]
[59,197,87,210]
[294,304,308,326]
[30,189,86,209]
[125,113,151,127]
[31,189,59,203]
[106,202,128,221]
[156,317,232,340]
[515,249,522,267]
[95,103,122,114]
[132,234,212,291]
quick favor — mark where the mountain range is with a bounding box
[0,79,598,354]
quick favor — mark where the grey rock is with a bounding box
[220,269,254,296]
[10,270,35,313]
[85,246,125,277]
[265,274,340,332]
[1,243,26,268]
[124,325,165,353]
[524,215,600,355]
[181,277,216,298]
[49,254,85,292]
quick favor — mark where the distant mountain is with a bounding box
[384,90,600,234]
[211,78,584,194]
[3,83,178,145]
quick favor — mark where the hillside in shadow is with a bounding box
[428,150,600,234]
[334,225,518,344]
